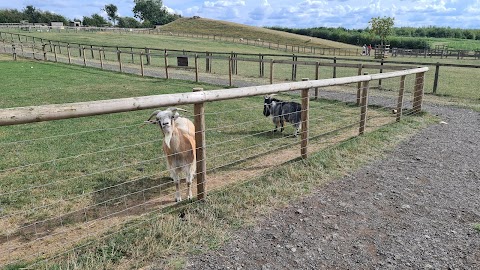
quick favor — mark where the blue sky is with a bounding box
[1,0,479,29]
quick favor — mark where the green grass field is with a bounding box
[426,37,480,51]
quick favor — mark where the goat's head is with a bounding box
[147,107,186,134]
[263,94,277,117]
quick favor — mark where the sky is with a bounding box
[1,0,479,29]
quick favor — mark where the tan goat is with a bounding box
[146,107,196,202]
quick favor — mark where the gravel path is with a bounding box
[186,104,480,269]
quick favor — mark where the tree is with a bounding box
[103,4,118,26]
[83,14,109,27]
[369,16,395,45]
[117,17,142,28]
[133,0,179,26]
[23,5,40,23]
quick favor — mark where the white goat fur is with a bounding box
[148,108,196,202]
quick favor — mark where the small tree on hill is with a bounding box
[133,0,179,26]
[369,16,395,45]
[103,4,118,26]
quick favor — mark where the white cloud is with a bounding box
[204,1,246,8]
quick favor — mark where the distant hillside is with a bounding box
[158,17,359,49]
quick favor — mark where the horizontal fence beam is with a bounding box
[0,67,428,126]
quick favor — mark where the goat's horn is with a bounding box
[147,110,161,121]
[167,107,188,113]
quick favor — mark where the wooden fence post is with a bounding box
[117,50,122,72]
[67,44,71,64]
[130,47,134,64]
[270,59,274,84]
[412,71,425,114]
[11,44,16,61]
[42,44,47,61]
[53,45,57,62]
[90,45,94,59]
[164,50,169,79]
[314,62,320,100]
[193,87,207,201]
[99,49,103,69]
[378,58,384,88]
[140,52,144,76]
[82,46,86,66]
[194,54,199,82]
[356,64,363,105]
[301,78,310,159]
[433,62,440,94]
[228,56,233,86]
[359,72,370,135]
[396,74,406,122]
[145,48,151,65]
[333,57,337,78]
[259,54,264,77]
[291,54,297,81]
[205,52,210,73]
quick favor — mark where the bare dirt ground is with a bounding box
[186,103,480,269]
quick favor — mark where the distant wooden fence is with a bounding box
[3,31,478,97]
[2,26,479,59]
[0,32,421,93]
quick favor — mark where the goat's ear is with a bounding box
[172,112,180,120]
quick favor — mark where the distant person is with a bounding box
[362,44,367,56]
[367,44,372,56]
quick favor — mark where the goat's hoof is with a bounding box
[175,197,182,202]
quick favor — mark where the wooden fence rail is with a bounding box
[0,67,428,205]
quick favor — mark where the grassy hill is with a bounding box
[158,17,359,49]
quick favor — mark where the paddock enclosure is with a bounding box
[0,30,431,268]
[1,31,478,100]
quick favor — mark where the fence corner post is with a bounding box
[301,78,310,159]
[359,72,370,135]
[193,87,207,201]
[413,68,425,114]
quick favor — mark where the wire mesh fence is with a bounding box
[0,64,427,267]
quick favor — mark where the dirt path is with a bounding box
[186,104,480,269]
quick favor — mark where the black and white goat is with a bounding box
[263,95,302,137]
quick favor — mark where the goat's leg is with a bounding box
[294,122,301,137]
[186,164,195,201]
[273,117,279,132]
[170,170,182,202]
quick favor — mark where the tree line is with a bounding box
[268,26,480,49]
[0,0,180,28]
